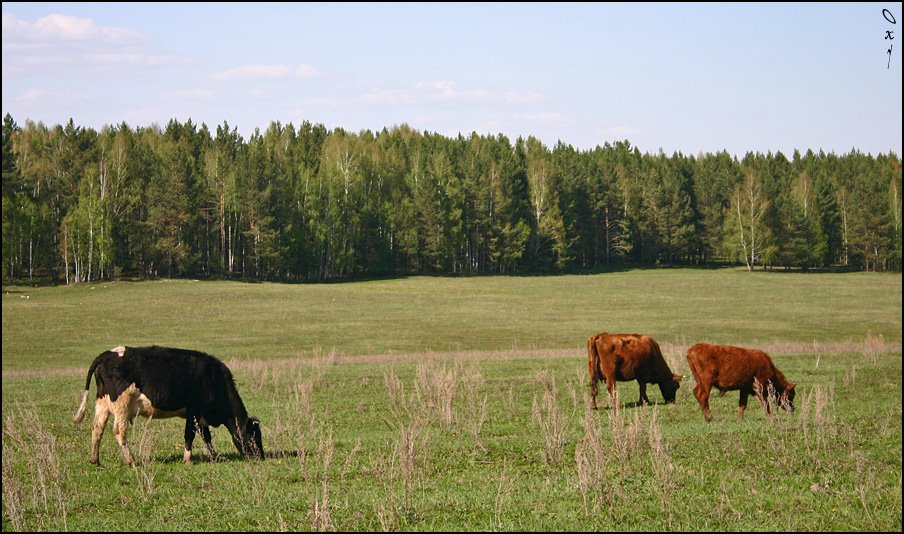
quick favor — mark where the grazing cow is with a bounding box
[73,345,263,465]
[587,332,683,409]
[685,343,796,422]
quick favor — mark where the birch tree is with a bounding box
[723,171,771,271]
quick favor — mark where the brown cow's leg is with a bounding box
[588,336,600,410]
[589,374,599,410]
[605,376,618,408]
[738,390,750,420]
[638,381,649,406]
[693,383,713,422]
[90,399,111,465]
[599,354,618,408]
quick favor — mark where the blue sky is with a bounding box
[2,2,901,157]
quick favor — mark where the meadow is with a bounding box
[2,268,902,531]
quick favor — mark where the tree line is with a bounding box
[2,113,901,284]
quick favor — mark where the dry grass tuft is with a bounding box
[2,404,69,531]
[532,370,567,465]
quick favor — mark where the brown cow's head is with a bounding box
[781,382,796,413]
[659,374,683,403]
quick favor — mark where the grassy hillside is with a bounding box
[2,268,900,372]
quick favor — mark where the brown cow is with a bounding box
[587,333,683,409]
[686,343,796,422]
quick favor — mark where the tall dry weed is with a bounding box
[415,361,458,429]
[2,404,69,531]
[492,459,515,531]
[2,451,26,531]
[130,416,161,499]
[797,384,836,463]
[309,429,336,532]
[860,333,886,366]
[383,367,432,511]
[574,402,618,514]
[605,389,645,475]
[460,363,488,452]
[648,407,676,527]
[532,370,567,465]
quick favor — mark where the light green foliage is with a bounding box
[4,115,901,284]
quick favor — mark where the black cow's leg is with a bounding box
[199,424,220,461]
[183,417,197,464]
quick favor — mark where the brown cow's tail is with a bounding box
[685,345,702,382]
[588,334,602,384]
[74,352,106,424]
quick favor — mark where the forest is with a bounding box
[1,113,901,283]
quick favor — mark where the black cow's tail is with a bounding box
[74,352,107,424]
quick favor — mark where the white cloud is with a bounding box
[83,52,178,66]
[596,126,641,137]
[354,81,545,107]
[14,89,89,104]
[306,97,340,108]
[415,81,453,92]
[211,63,319,81]
[2,12,179,75]
[415,81,491,102]
[357,88,409,105]
[17,89,48,102]
[1,12,26,32]
[521,112,566,123]
[163,89,213,100]
[211,64,292,81]
[295,64,319,78]
[124,108,159,124]
[503,91,544,105]
[3,12,143,43]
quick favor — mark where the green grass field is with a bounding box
[2,268,902,531]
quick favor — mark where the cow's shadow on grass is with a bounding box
[611,400,673,409]
[159,450,298,464]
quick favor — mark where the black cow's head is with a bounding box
[231,417,264,459]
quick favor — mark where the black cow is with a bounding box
[73,345,263,465]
